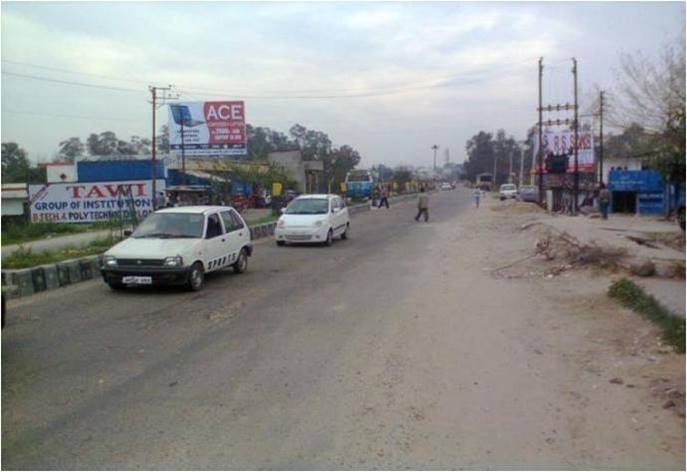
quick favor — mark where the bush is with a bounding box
[2,236,116,269]
[2,222,86,245]
[609,278,686,352]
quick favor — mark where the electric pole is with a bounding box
[572,58,579,214]
[508,148,514,182]
[599,90,604,185]
[538,57,544,204]
[519,139,526,187]
[149,85,174,209]
[431,144,439,172]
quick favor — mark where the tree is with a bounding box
[392,166,413,186]
[289,124,332,161]
[246,124,296,160]
[609,43,685,181]
[2,142,30,183]
[157,125,170,153]
[464,131,495,181]
[326,145,361,190]
[57,137,85,163]
[372,164,394,182]
[87,131,119,156]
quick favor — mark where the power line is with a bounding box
[1,70,145,93]
[1,109,139,122]
[1,59,151,85]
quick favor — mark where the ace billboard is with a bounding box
[28,180,165,223]
[533,130,595,173]
[169,101,246,157]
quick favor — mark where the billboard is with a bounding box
[168,101,246,157]
[28,180,165,223]
[533,130,595,173]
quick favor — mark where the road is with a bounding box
[3,188,684,469]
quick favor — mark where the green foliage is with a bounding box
[86,131,151,156]
[57,137,85,163]
[2,142,31,183]
[2,236,115,269]
[246,124,296,160]
[465,130,522,185]
[392,166,413,185]
[609,278,685,352]
[2,220,121,246]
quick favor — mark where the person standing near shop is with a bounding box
[599,183,611,219]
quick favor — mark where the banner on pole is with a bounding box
[28,180,166,223]
[168,101,247,157]
[533,130,595,173]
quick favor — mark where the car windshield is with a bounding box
[501,185,516,191]
[285,198,329,215]
[132,213,205,239]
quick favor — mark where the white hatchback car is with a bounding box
[499,183,518,200]
[275,194,350,246]
[101,206,252,291]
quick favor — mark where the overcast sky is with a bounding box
[1,1,684,168]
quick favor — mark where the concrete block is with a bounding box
[84,255,101,276]
[11,269,34,297]
[56,263,71,286]
[38,264,60,290]
[57,259,82,285]
[30,267,47,293]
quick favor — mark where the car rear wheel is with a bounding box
[187,262,205,291]
[233,249,248,274]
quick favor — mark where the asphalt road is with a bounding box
[3,190,469,469]
[3,189,683,469]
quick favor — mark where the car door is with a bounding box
[220,209,246,266]
[204,212,227,272]
[331,196,345,235]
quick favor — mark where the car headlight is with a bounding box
[277,219,286,228]
[103,255,118,267]
[164,256,183,267]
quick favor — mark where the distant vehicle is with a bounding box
[518,185,539,203]
[275,194,350,247]
[345,169,375,199]
[440,183,452,191]
[499,183,518,200]
[476,173,493,191]
[101,206,252,292]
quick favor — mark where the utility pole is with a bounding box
[599,90,604,185]
[431,144,439,171]
[493,151,499,187]
[519,139,526,187]
[572,58,579,214]
[508,148,514,182]
[149,85,173,209]
[538,57,544,204]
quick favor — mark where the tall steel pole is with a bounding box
[599,90,604,185]
[572,58,579,214]
[149,85,172,209]
[519,139,526,186]
[538,57,544,204]
[431,144,439,171]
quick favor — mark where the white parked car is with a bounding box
[275,194,350,246]
[101,206,252,291]
[440,182,452,191]
[499,183,518,200]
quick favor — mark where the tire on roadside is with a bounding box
[187,262,205,291]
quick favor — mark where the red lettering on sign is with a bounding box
[134,183,146,197]
[86,186,105,198]
[66,185,86,199]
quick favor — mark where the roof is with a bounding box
[156,205,236,215]
[295,194,334,199]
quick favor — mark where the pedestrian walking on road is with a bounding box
[415,187,429,222]
[599,183,611,219]
[378,186,390,209]
[472,188,481,208]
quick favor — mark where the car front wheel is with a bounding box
[187,262,205,291]
[341,223,349,240]
[324,229,333,247]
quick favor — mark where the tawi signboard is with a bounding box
[28,180,165,223]
[169,101,246,157]
[533,130,595,173]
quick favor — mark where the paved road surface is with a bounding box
[3,189,683,469]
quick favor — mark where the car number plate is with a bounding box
[122,276,152,285]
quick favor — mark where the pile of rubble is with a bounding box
[490,200,545,214]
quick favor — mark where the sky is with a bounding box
[1,1,684,168]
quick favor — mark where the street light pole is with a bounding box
[431,144,439,172]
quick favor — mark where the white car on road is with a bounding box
[499,183,518,200]
[101,206,252,291]
[275,194,350,246]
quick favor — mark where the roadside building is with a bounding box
[608,169,671,215]
[1,183,28,222]
[267,150,324,193]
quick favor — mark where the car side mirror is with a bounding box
[124,230,132,237]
